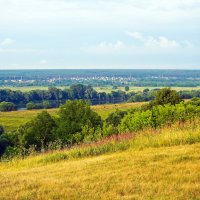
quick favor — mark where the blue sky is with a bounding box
[0,0,199,69]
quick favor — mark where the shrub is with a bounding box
[26,102,43,110]
[118,102,200,133]
[0,102,17,112]
[106,109,127,127]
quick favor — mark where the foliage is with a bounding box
[55,100,102,145]
[20,111,57,150]
[106,109,127,127]
[153,88,181,106]
[2,85,200,111]
[0,102,17,112]
[1,96,200,159]
[0,125,4,135]
[0,125,10,156]
[125,86,130,91]
[119,102,200,133]
[26,101,52,110]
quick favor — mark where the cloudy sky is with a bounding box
[0,0,199,69]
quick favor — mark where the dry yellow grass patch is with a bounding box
[0,143,200,200]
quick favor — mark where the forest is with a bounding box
[1,84,200,111]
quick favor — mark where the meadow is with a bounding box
[0,121,200,200]
[1,86,200,93]
[0,102,145,131]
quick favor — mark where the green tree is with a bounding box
[0,102,17,112]
[0,125,4,135]
[26,102,37,110]
[106,109,127,127]
[153,88,181,106]
[125,86,130,92]
[56,100,102,144]
[0,125,10,156]
[43,101,51,109]
[112,85,118,90]
[21,111,56,151]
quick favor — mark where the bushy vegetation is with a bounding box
[0,101,17,112]
[1,88,200,159]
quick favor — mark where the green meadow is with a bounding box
[0,102,145,131]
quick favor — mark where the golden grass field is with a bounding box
[0,123,200,200]
[0,102,145,131]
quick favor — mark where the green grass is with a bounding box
[95,86,200,93]
[1,86,200,93]
[0,86,67,92]
[0,109,59,131]
[0,102,145,131]
[1,122,200,199]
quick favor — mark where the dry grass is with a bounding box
[0,144,200,200]
[0,123,200,200]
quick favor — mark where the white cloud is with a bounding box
[0,0,199,69]
[145,36,180,48]
[0,38,15,46]
[81,32,196,56]
[126,31,144,41]
[126,31,188,49]
[81,40,125,54]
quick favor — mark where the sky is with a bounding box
[0,0,199,69]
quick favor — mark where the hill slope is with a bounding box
[0,142,200,200]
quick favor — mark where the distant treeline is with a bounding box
[1,84,200,111]
[1,70,200,87]
[0,84,155,110]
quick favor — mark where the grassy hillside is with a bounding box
[0,102,144,131]
[1,123,200,200]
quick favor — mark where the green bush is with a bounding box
[118,102,200,133]
[0,102,17,112]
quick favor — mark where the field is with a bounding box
[0,123,200,200]
[1,86,200,93]
[0,102,145,131]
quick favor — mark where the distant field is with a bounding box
[95,86,200,93]
[1,86,200,93]
[0,86,67,92]
[0,102,145,131]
